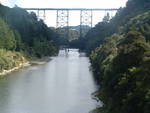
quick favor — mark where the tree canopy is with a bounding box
[89,0,150,113]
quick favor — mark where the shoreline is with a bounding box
[0,57,52,76]
[30,57,52,65]
[0,62,30,76]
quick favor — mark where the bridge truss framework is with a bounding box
[24,8,118,38]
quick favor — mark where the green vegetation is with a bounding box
[74,0,150,55]
[0,0,150,112]
[90,31,150,113]
[0,16,26,72]
[0,17,16,50]
[54,25,91,48]
[0,49,27,72]
[86,0,150,113]
[0,4,59,73]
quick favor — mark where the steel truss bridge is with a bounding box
[23,8,118,37]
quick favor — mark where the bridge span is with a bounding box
[23,8,118,11]
[23,8,118,37]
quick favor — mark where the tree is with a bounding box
[0,17,16,50]
[103,13,110,23]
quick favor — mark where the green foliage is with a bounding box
[68,29,80,41]
[55,26,89,47]
[0,49,27,72]
[89,1,150,113]
[72,0,150,55]
[0,4,59,73]
[83,21,115,54]
[0,5,58,58]
[91,30,150,113]
[103,13,110,23]
[33,39,58,58]
[0,17,16,50]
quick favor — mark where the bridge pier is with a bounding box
[24,8,118,39]
[37,9,46,21]
[56,10,69,28]
[56,10,69,39]
[80,10,93,38]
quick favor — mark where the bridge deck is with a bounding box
[23,8,118,11]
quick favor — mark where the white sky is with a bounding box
[0,0,128,27]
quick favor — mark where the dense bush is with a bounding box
[73,0,150,55]
[0,17,16,50]
[90,7,150,113]
[0,4,58,58]
[0,49,27,72]
[0,4,59,72]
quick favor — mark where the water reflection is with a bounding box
[0,49,97,113]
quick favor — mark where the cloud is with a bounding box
[0,0,18,7]
[16,0,128,8]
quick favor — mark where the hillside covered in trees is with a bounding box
[78,0,150,113]
[73,0,150,54]
[53,25,90,47]
[0,0,150,112]
[0,4,58,73]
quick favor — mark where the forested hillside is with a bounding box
[86,0,150,113]
[0,4,58,73]
[76,0,150,54]
[55,25,90,47]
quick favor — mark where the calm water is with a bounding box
[0,49,97,113]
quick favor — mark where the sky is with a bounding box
[0,0,128,27]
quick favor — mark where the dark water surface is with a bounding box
[0,49,97,113]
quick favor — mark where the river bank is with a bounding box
[30,57,52,65]
[0,57,52,76]
[0,62,30,76]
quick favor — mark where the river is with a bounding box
[0,49,98,113]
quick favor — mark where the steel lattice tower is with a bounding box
[80,10,92,38]
[56,10,69,28]
[56,10,69,39]
[24,8,118,39]
[37,9,46,21]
